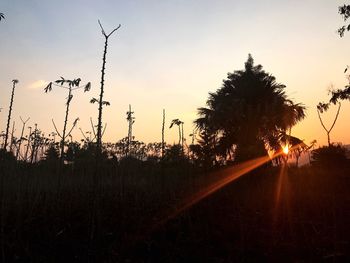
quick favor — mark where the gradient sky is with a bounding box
[0,0,349,147]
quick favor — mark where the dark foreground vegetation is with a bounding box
[1,148,350,262]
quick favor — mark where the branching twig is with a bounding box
[79,128,89,141]
[98,20,121,38]
[65,118,79,138]
[328,102,341,132]
[90,117,97,138]
[101,123,107,138]
[316,102,341,146]
[51,119,62,139]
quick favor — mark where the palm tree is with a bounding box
[195,54,306,162]
[169,118,184,146]
[4,80,18,151]
[278,132,308,166]
[0,13,4,21]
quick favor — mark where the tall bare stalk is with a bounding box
[126,104,135,156]
[4,80,18,151]
[162,109,165,159]
[16,117,30,159]
[95,20,121,152]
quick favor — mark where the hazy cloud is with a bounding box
[28,80,48,89]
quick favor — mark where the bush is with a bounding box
[311,144,348,168]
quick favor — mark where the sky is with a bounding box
[0,0,349,147]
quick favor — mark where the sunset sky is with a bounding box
[0,0,349,147]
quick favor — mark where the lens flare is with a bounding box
[282,144,289,155]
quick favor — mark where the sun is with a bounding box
[282,144,289,155]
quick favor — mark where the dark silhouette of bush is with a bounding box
[163,144,188,165]
[43,144,60,161]
[0,148,16,164]
[311,144,348,168]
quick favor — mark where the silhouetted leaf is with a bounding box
[317,102,329,113]
[55,77,65,85]
[74,78,81,87]
[44,82,53,93]
[84,82,91,92]
[90,98,98,104]
[73,118,79,126]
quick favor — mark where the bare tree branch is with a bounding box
[328,102,341,132]
[65,118,79,139]
[79,128,89,141]
[51,119,62,139]
[20,116,30,124]
[98,19,121,38]
[101,123,107,138]
[90,117,97,138]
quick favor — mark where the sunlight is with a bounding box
[160,152,285,225]
[282,144,289,155]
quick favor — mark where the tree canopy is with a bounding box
[338,4,350,37]
[195,54,305,162]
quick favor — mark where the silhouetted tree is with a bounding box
[95,20,121,153]
[0,13,4,21]
[325,68,350,106]
[338,4,350,37]
[44,144,60,162]
[4,80,18,151]
[146,142,163,161]
[15,116,30,159]
[126,104,135,156]
[278,132,308,167]
[24,126,32,161]
[163,144,187,164]
[170,119,184,146]
[195,55,305,162]
[45,77,90,160]
[317,102,341,146]
[190,127,219,168]
[162,109,165,159]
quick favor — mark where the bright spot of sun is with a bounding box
[282,145,289,155]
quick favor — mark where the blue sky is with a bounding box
[0,0,349,146]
